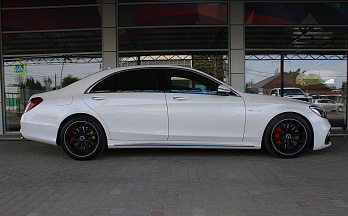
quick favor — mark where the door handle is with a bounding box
[92,96,106,101]
[173,96,188,100]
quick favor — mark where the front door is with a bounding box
[164,69,245,142]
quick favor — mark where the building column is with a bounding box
[229,1,245,92]
[102,0,117,70]
[0,6,4,134]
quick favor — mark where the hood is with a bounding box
[241,93,312,106]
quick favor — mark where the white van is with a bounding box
[270,87,313,103]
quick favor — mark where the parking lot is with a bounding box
[0,137,348,216]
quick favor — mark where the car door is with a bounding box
[164,68,245,143]
[83,68,168,141]
[327,100,337,110]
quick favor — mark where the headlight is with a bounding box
[310,106,327,118]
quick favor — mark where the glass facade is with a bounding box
[1,2,102,132]
[119,3,227,27]
[245,2,348,128]
[118,1,230,84]
[1,1,347,132]
[119,27,228,51]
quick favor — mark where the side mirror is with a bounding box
[217,84,230,95]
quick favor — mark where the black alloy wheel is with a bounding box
[60,116,106,160]
[263,114,312,158]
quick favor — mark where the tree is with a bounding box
[192,55,226,82]
[61,74,79,88]
[296,73,326,86]
[289,68,305,77]
[19,77,43,91]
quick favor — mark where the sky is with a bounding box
[3,57,347,90]
[246,58,347,89]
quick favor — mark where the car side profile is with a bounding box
[20,65,331,160]
[314,99,344,112]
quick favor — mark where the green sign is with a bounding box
[12,62,27,75]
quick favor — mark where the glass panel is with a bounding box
[1,0,100,7]
[245,3,348,25]
[2,7,101,31]
[119,0,226,2]
[119,3,227,27]
[119,27,228,51]
[3,30,102,55]
[90,69,160,93]
[165,69,219,94]
[286,58,347,127]
[4,55,102,131]
[246,27,347,50]
[246,54,347,127]
[119,52,229,84]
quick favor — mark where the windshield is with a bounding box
[283,89,304,96]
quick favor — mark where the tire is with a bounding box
[263,114,312,158]
[338,106,343,112]
[60,116,106,160]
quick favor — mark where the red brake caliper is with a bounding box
[274,125,281,146]
[71,131,77,142]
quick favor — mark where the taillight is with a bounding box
[24,97,43,113]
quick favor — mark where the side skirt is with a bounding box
[107,140,260,149]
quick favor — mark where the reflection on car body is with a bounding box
[21,66,331,160]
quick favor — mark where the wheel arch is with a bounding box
[56,113,108,146]
[261,112,314,150]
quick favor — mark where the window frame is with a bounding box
[163,68,239,96]
[86,68,163,94]
[86,67,240,97]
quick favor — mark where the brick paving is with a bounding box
[0,137,347,216]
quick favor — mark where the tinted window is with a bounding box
[284,89,304,95]
[271,89,278,95]
[90,69,160,93]
[165,69,219,95]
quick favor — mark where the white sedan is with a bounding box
[20,65,331,160]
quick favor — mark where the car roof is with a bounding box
[271,87,302,90]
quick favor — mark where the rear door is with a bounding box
[83,68,168,141]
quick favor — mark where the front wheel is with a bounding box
[338,106,343,112]
[60,116,106,160]
[263,114,312,158]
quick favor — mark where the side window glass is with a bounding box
[112,69,158,92]
[89,76,112,93]
[165,69,219,95]
[89,69,159,93]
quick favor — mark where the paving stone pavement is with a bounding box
[0,138,348,216]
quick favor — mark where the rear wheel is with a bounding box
[60,116,106,160]
[263,114,311,158]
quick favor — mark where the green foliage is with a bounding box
[289,68,305,76]
[62,74,79,88]
[296,73,326,86]
[19,77,43,90]
[192,55,226,82]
